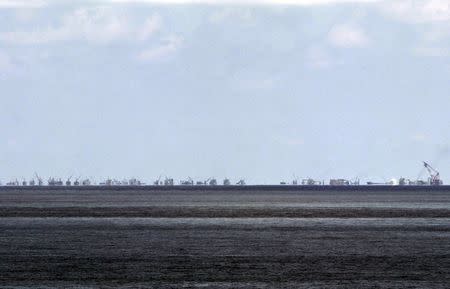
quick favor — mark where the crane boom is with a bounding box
[423,161,438,174]
[423,161,442,185]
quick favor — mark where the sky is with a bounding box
[0,0,449,184]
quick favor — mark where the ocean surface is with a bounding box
[0,189,449,288]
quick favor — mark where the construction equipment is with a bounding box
[301,178,322,185]
[236,179,246,186]
[112,179,121,186]
[129,178,143,186]
[196,178,211,185]
[330,179,350,186]
[399,178,419,186]
[6,179,19,186]
[423,161,443,185]
[66,176,73,186]
[35,173,44,186]
[99,179,113,186]
[350,177,360,185]
[48,177,63,186]
[73,177,81,186]
[181,177,194,185]
[154,176,162,186]
[164,177,174,186]
[292,174,299,185]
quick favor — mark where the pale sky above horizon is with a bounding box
[0,0,449,184]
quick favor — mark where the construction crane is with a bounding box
[34,173,43,186]
[236,179,246,186]
[154,176,162,186]
[181,177,194,185]
[66,176,73,186]
[423,161,443,186]
[292,174,299,185]
[196,178,211,185]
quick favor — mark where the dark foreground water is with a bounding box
[1,189,450,288]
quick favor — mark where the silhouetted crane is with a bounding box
[423,161,443,185]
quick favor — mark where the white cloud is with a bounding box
[328,24,369,48]
[209,8,254,23]
[61,7,130,43]
[137,35,183,61]
[377,1,450,58]
[0,0,46,8]
[0,7,162,45]
[379,0,450,23]
[138,14,162,41]
[0,7,130,44]
[0,0,381,6]
[109,0,380,5]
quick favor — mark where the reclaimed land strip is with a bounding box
[1,185,450,192]
[2,206,450,218]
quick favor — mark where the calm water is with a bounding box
[1,189,450,208]
[0,189,449,288]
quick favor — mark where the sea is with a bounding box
[0,188,449,288]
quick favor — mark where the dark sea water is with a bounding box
[1,189,450,288]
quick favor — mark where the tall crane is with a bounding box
[66,175,73,186]
[34,173,43,186]
[423,161,443,186]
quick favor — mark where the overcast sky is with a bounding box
[0,0,449,184]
